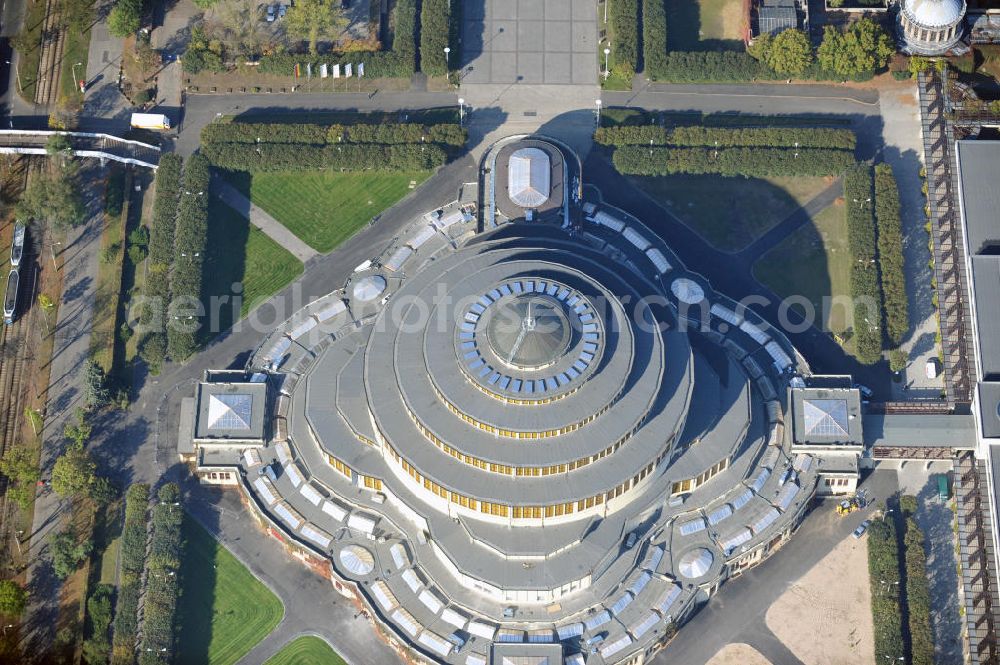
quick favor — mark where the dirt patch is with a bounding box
[706,643,773,665]
[765,534,875,665]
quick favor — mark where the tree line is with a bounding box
[874,164,909,349]
[610,0,639,79]
[595,125,856,150]
[845,164,883,365]
[136,485,184,664]
[201,122,466,147]
[110,484,150,665]
[420,0,451,77]
[201,142,448,173]
[867,516,905,663]
[611,146,855,178]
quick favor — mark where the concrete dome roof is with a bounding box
[485,294,572,369]
[353,274,387,302]
[903,0,965,28]
[678,548,714,579]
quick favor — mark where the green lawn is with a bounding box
[630,174,834,252]
[754,200,858,355]
[665,0,746,50]
[177,517,284,665]
[203,198,303,335]
[263,636,348,665]
[230,171,431,253]
[58,23,91,102]
[600,109,854,128]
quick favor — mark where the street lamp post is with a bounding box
[595,99,602,125]
[72,62,84,94]
[604,0,608,24]
[458,98,465,126]
[444,46,451,71]
[603,47,611,80]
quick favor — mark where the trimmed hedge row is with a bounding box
[611,146,854,178]
[868,517,905,662]
[845,163,883,365]
[643,0,669,80]
[138,154,182,371]
[137,485,183,665]
[904,515,934,665]
[874,163,909,347]
[420,0,451,77]
[658,51,769,82]
[595,125,856,150]
[258,0,417,78]
[201,122,466,147]
[202,142,448,173]
[610,0,639,79]
[166,155,211,361]
[111,484,150,665]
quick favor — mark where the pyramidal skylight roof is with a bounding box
[207,393,253,430]
[802,398,850,437]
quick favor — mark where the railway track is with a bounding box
[32,0,65,107]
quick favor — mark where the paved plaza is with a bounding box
[460,0,598,85]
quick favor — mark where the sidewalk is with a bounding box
[81,0,129,132]
[22,162,106,660]
[213,177,319,262]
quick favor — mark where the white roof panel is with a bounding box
[252,476,279,506]
[750,506,780,534]
[408,225,437,249]
[389,542,408,569]
[417,631,452,658]
[347,512,377,534]
[284,463,304,488]
[679,517,707,536]
[384,246,413,272]
[599,634,634,659]
[776,482,801,511]
[610,591,634,616]
[707,504,733,526]
[628,611,661,640]
[467,620,496,640]
[273,501,303,531]
[321,499,348,522]
[371,581,397,611]
[299,483,323,506]
[623,226,652,251]
[719,527,753,554]
[584,609,612,631]
[593,211,626,232]
[645,248,672,274]
[418,588,445,615]
[289,317,317,340]
[314,299,347,322]
[300,523,332,549]
[739,320,771,345]
[654,583,682,615]
[391,608,420,637]
[274,441,292,465]
[441,607,468,629]
[401,568,423,593]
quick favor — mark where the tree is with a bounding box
[817,19,894,78]
[764,29,813,76]
[50,529,92,579]
[45,134,72,157]
[108,0,142,38]
[0,444,40,509]
[747,33,772,63]
[285,0,345,55]
[52,445,96,499]
[0,580,26,616]
[889,347,908,373]
[63,408,92,448]
[16,164,86,229]
[84,359,111,409]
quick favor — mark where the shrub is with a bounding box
[643,0,668,79]
[420,0,451,77]
[140,154,182,370]
[609,0,639,79]
[844,163,883,365]
[105,170,126,217]
[816,19,894,79]
[202,142,447,173]
[658,51,769,83]
[904,515,934,665]
[108,0,141,38]
[136,484,183,664]
[111,484,149,665]
[166,155,211,361]
[867,517,904,662]
[200,122,466,147]
[874,164,909,346]
[611,146,855,178]
[595,125,856,150]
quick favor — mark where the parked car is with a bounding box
[278,3,287,18]
[853,519,871,539]
[266,4,276,21]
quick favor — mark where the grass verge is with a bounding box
[263,636,348,665]
[630,173,833,252]
[176,516,284,665]
[90,169,127,372]
[754,200,859,355]
[665,0,746,50]
[14,0,48,103]
[227,170,431,253]
[203,198,303,337]
[57,23,91,103]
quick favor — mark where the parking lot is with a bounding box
[460,0,598,85]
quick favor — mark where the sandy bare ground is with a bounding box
[765,534,875,665]
[706,643,773,665]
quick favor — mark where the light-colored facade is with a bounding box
[183,138,840,665]
[899,0,967,54]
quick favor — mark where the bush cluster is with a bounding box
[867,517,905,662]
[611,146,854,178]
[257,0,417,78]
[420,0,451,77]
[201,122,466,146]
[595,125,856,150]
[202,142,447,173]
[903,514,934,665]
[137,484,184,665]
[609,0,639,79]
[643,0,669,80]
[658,51,770,83]
[138,155,182,371]
[874,164,909,347]
[845,163,883,365]
[84,584,115,664]
[111,484,150,665]
[167,155,211,361]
